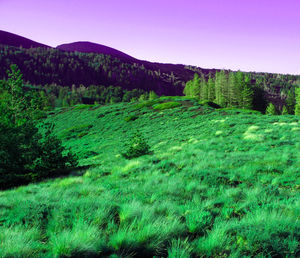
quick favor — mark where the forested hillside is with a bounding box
[0,29,299,113]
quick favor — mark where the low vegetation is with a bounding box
[0,93,299,256]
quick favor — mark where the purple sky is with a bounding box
[1,0,299,74]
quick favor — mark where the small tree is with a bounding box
[295,87,300,116]
[265,103,277,115]
[285,89,295,114]
[281,105,288,115]
[149,91,158,100]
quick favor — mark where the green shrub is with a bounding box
[134,99,162,109]
[124,114,138,122]
[153,101,182,110]
[122,131,151,159]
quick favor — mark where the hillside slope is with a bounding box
[0,30,51,49]
[0,99,299,257]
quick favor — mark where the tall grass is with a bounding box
[0,98,299,256]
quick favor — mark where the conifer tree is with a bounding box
[207,74,215,102]
[265,103,277,115]
[281,105,288,115]
[183,73,201,98]
[295,87,300,115]
[234,71,245,107]
[214,71,222,106]
[149,91,158,100]
[286,89,296,114]
[228,72,238,107]
[220,70,228,106]
[241,75,253,109]
[0,65,78,189]
[200,75,208,101]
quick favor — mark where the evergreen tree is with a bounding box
[214,71,222,105]
[241,75,253,109]
[228,72,238,107]
[0,65,77,189]
[281,105,288,115]
[286,89,296,114]
[149,91,158,100]
[215,70,227,107]
[265,103,277,115]
[207,74,215,102]
[233,71,244,107]
[183,73,201,98]
[295,87,300,115]
[199,75,209,101]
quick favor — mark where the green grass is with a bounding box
[153,101,182,110]
[0,99,299,257]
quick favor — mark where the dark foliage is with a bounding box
[0,65,78,189]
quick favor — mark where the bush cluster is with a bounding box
[122,130,151,159]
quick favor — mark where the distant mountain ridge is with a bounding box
[57,41,137,62]
[0,30,51,49]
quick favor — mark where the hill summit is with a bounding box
[57,41,136,62]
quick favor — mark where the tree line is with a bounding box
[184,71,300,114]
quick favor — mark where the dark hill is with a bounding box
[0,30,51,49]
[57,41,136,62]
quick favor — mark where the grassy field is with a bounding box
[0,97,299,257]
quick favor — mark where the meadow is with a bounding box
[0,97,299,257]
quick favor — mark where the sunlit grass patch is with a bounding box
[0,226,43,257]
[215,130,223,136]
[153,101,182,111]
[48,220,105,257]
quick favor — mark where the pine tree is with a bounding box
[183,79,193,97]
[149,91,158,100]
[199,75,208,101]
[0,65,78,189]
[214,71,222,105]
[241,75,253,109]
[281,105,288,115]
[228,72,238,107]
[233,71,244,107]
[265,103,277,115]
[183,73,201,98]
[286,89,296,114]
[207,74,215,102]
[215,70,227,107]
[295,87,300,115]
